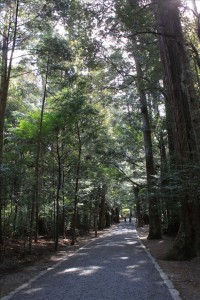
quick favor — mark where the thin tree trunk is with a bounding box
[25,61,49,249]
[134,53,162,239]
[35,57,49,242]
[0,1,19,258]
[12,178,20,234]
[55,137,62,251]
[62,170,66,239]
[134,187,143,227]
[71,124,82,245]
[98,184,106,230]
[29,57,49,252]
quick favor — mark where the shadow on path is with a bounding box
[2,223,174,300]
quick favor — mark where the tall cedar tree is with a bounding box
[152,0,200,259]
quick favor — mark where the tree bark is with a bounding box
[55,137,62,251]
[62,170,66,239]
[71,123,82,245]
[29,57,49,252]
[152,0,200,258]
[134,52,162,239]
[0,0,19,258]
[35,57,49,242]
[98,184,106,230]
[134,187,143,227]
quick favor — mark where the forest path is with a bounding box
[2,223,180,300]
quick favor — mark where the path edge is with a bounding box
[0,227,115,300]
[135,229,182,300]
[1,225,182,300]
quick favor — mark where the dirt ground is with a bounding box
[137,226,200,300]
[0,225,200,299]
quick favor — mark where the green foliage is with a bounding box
[3,0,198,254]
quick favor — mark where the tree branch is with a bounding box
[112,163,144,187]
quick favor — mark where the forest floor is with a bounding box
[0,224,200,299]
[137,226,200,300]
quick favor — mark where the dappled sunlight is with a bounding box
[135,244,146,250]
[102,260,110,264]
[23,288,43,295]
[126,265,138,270]
[75,252,89,256]
[111,255,129,261]
[57,265,103,276]
[91,241,126,249]
[137,260,149,265]
[118,272,142,282]
[126,241,138,245]
[158,240,165,244]
[9,224,173,300]
[79,266,103,276]
[117,265,144,281]
[114,227,136,234]
[101,242,125,247]
[58,267,80,274]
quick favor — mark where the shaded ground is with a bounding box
[0,224,199,299]
[0,232,100,298]
[1,224,173,300]
[137,225,200,300]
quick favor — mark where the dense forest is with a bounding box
[0,0,200,261]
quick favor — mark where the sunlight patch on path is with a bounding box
[57,266,103,276]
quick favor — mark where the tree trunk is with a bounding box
[12,178,21,234]
[0,1,19,258]
[62,171,66,239]
[83,202,89,231]
[134,53,162,239]
[152,0,200,258]
[134,187,143,227]
[55,137,62,251]
[71,124,82,245]
[35,57,49,243]
[105,212,111,228]
[98,184,106,230]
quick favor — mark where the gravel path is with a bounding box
[2,223,176,300]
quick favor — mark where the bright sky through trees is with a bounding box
[187,0,200,12]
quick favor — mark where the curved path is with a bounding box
[2,223,181,300]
